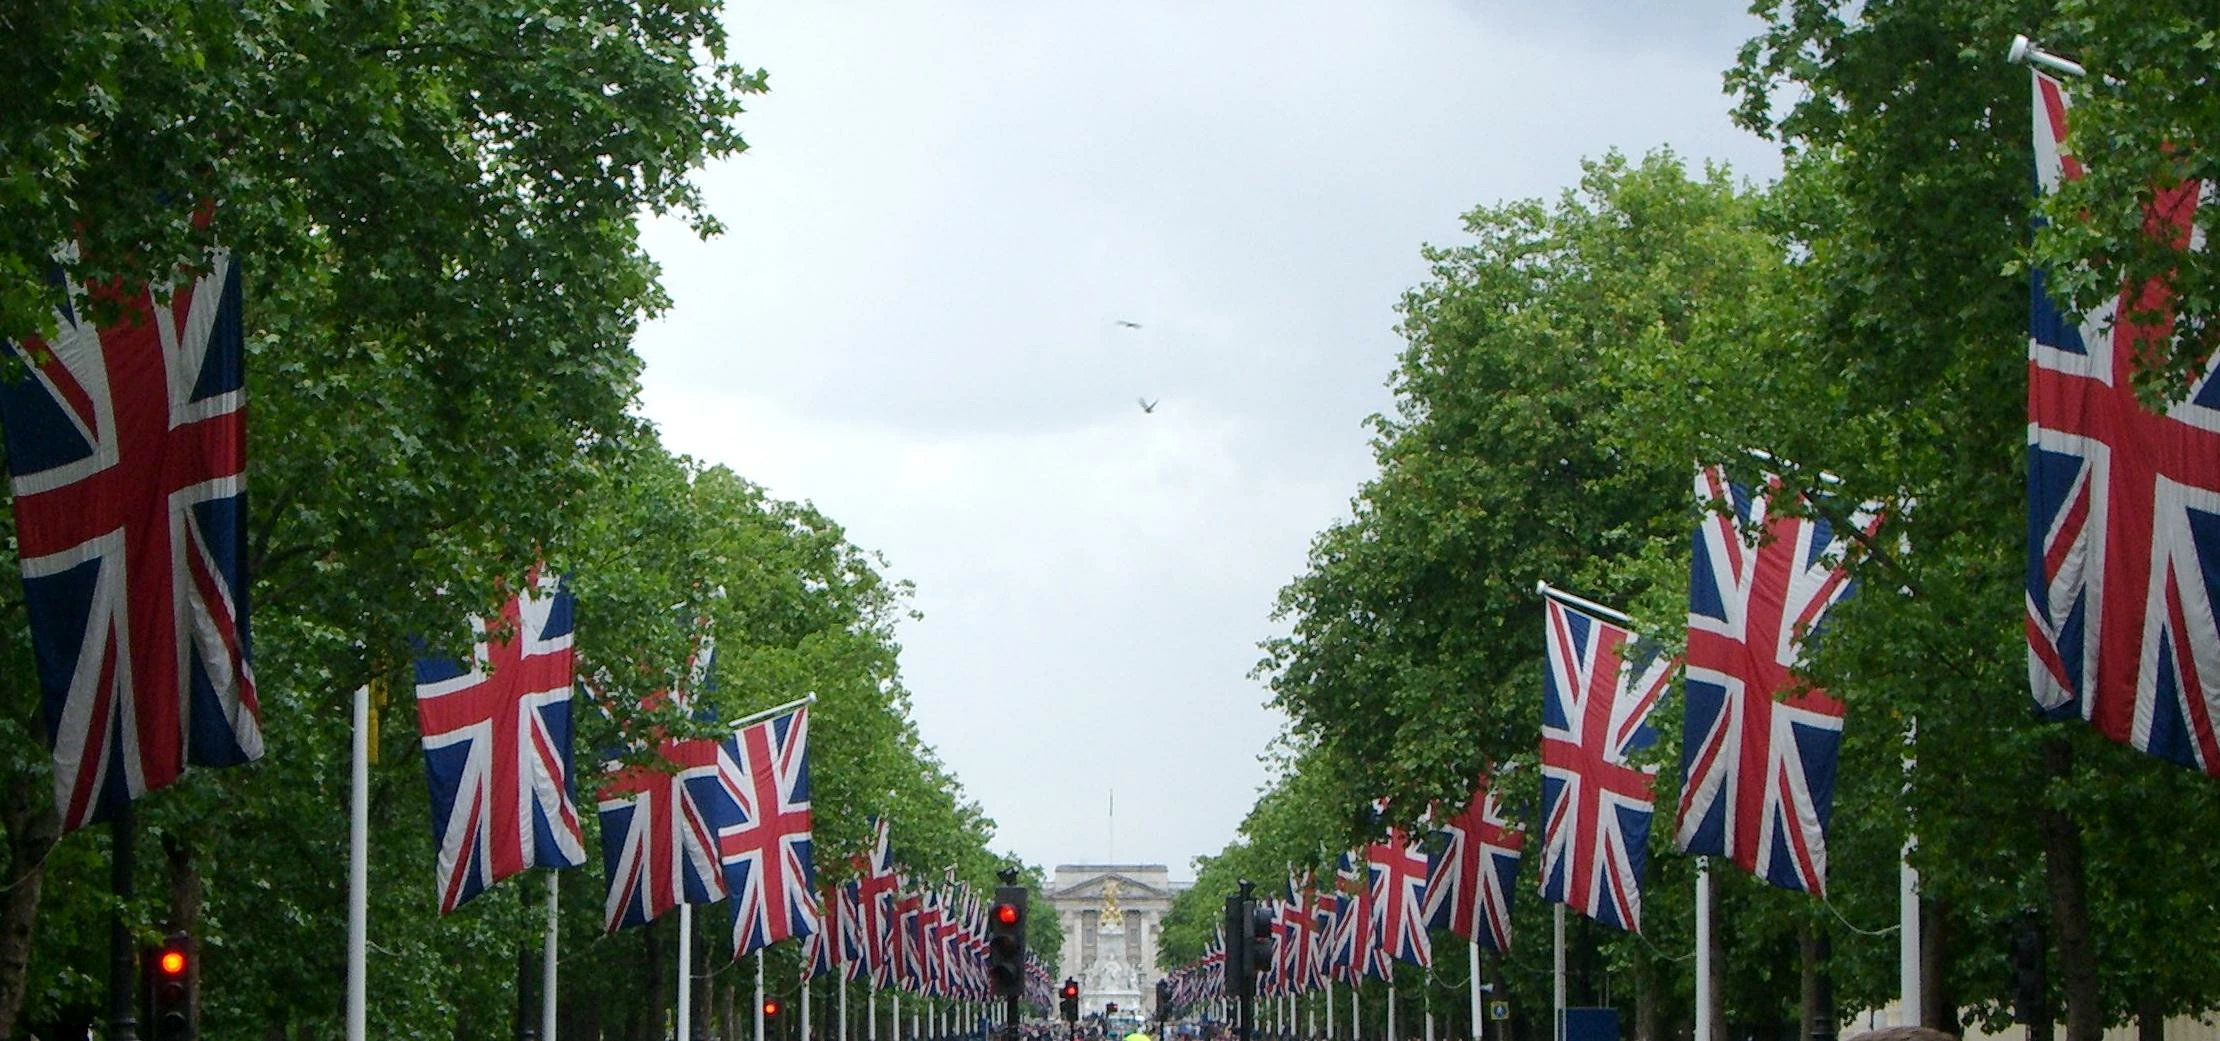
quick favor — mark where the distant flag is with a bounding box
[0,246,261,833]
[414,573,587,912]
[1539,587,1671,932]
[851,816,900,987]
[696,705,820,959]
[2025,67,2220,770]
[1676,464,1880,894]
[1424,773,1524,952]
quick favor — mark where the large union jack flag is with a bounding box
[2026,70,2220,770]
[414,576,587,912]
[1675,465,1880,894]
[0,251,261,834]
[1424,773,1523,952]
[1366,827,1433,969]
[695,705,821,960]
[1540,591,1670,932]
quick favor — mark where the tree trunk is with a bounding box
[1920,899,1952,1032]
[2135,994,2163,1041]
[0,778,59,1041]
[1632,940,1661,1041]
[634,918,668,1041]
[2039,739,2101,1041]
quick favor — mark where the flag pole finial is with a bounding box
[2009,34,2086,78]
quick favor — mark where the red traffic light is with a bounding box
[764,1000,782,1017]
[994,902,1020,926]
[1061,982,1079,1000]
[157,949,188,976]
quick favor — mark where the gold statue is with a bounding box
[1099,877,1125,929]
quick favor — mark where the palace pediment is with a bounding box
[1051,873,1175,901]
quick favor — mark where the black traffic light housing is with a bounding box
[1156,978,1173,1018]
[146,931,193,1041]
[1222,885,1255,1000]
[1060,978,1081,1023]
[987,884,1029,999]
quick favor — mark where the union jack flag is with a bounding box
[1425,773,1523,952]
[414,576,587,912]
[1367,828,1432,968]
[695,705,820,959]
[894,887,925,991]
[1676,465,1880,894]
[803,880,862,980]
[1540,591,1670,932]
[851,816,900,987]
[2027,70,2220,770]
[596,731,728,931]
[1325,852,1379,983]
[0,250,261,834]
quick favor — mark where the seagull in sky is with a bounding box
[1138,397,1158,414]
[1115,320,1143,329]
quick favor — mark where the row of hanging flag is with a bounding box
[804,817,1054,1003]
[1161,457,1868,1004]
[1155,64,2219,1000]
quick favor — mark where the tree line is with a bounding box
[1161,3,2217,1041]
[0,1,1058,1037]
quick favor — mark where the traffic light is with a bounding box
[1222,891,1252,999]
[1060,978,1081,1023]
[1155,978,1172,1018]
[147,931,193,1041]
[1249,899,1276,983]
[986,884,1028,999]
[764,998,783,1020]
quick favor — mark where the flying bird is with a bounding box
[1115,320,1143,329]
[1138,398,1158,414]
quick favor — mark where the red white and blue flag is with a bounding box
[1424,773,1523,953]
[697,705,820,960]
[0,250,261,834]
[1367,827,1433,969]
[851,816,900,987]
[2027,69,2220,770]
[414,576,587,912]
[1676,465,1880,894]
[1326,852,1379,983]
[596,730,728,931]
[1540,590,1670,932]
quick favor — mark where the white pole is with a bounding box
[1900,840,1921,1028]
[1352,983,1362,1041]
[1552,905,1566,1041]
[544,872,560,1041]
[890,992,900,1041]
[841,972,850,1041]
[871,989,879,1041]
[1900,720,1922,1029]
[1387,982,1397,1041]
[1327,981,1336,1041]
[347,685,368,1041]
[804,972,814,1041]
[1424,982,1435,1041]
[1468,940,1482,1041]
[680,904,695,1041]
[1696,859,1714,1041]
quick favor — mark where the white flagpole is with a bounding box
[841,972,850,1041]
[1327,980,1336,1041]
[1387,980,1397,1041]
[757,953,768,1041]
[1424,975,1435,1041]
[1468,940,1482,1041]
[803,971,814,1041]
[1552,905,1566,1041]
[543,872,560,1041]
[1900,720,1922,1028]
[679,904,694,1041]
[871,988,880,1041]
[891,992,900,1041]
[1696,859,1714,1041]
[348,684,369,1041]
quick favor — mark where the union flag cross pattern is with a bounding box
[414,577,587,913]
[0,252,261,833]
[1366,827,1434,969]
[1675,465,1880,895]
[697,705,821,960]
[2027,69,2220,771]
[596,730,728,932]
[1424,773,1523,953]
[1540,594,1670,933]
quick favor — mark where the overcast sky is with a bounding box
[631,0,1783,881]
